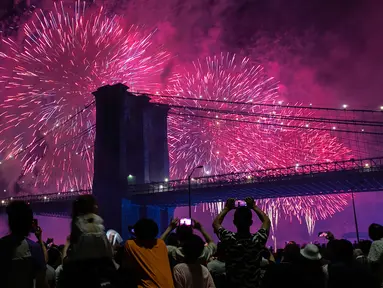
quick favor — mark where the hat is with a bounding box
[300,244,322,261]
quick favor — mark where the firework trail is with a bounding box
[0,1,168,192]
[165,53,352,234]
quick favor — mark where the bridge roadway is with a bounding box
[0,157,382,208]
[128,157,383,206]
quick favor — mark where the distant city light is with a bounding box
[164,178,169,182]
[342,104,348,109]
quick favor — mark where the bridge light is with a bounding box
[10,197,12,200]
[3,189,6,192]
[1,200,4,204]
[70,188,74,192]
[278,101,283,105]
[332,126,336,130]
[305,124,309,127]
[159,185,164,189]
[309,103,313,106]
[365,163,370,168]
[247,175,252,179]
[44,196,47,199]
[295,163,299,167]
[342,104,348,109]
[380,106,383,110]
[164,178,169,182]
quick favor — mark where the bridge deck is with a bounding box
[1,158,382,208]
[128,157,383,206]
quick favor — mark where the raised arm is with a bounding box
[35,227,48,263]
[213,198,235,233]
[193,219,214,244]
[160,218,179,241]
[245,197,271,232]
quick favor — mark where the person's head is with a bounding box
[330,239,354,264]
[47,246,62,269]
[300,244,322,262]
[134,218,159,241]
[369,223,383,241]
[166,232,179,247]
[72,195,98,220]
[358,240,372,256]
[176,224,193,243]
[182,234,205,263]
[233,207,253,230]
[283,243,300,263]
[6,200,33,237]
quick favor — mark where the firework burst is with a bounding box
[0,1,168,192]
[165,53,352,233]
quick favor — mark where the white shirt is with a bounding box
[173,263,215,288]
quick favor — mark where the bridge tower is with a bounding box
[92,83,173,238]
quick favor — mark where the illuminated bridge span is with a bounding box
[128,157,383,206]
[2,157,382,207]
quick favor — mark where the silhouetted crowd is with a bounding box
[1,195,383,288]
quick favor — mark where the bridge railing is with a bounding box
[0,189,92,206]
[127,157,383,195]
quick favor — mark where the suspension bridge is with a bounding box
[0,84,383,236]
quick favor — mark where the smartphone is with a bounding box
[236,200,246,207]
[180,218,192,226]
[31,218,38,232]
[318,231,328,238]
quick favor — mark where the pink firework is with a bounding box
[165,53,352,233]
[0,1,168,192]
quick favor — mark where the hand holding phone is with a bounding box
[31,219,38,233]
[318,231,328,238]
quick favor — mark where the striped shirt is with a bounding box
[217,227,268,288]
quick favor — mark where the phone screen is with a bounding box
[318,232,328,238]
[180,218,192,226]
[236,200,246,207]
